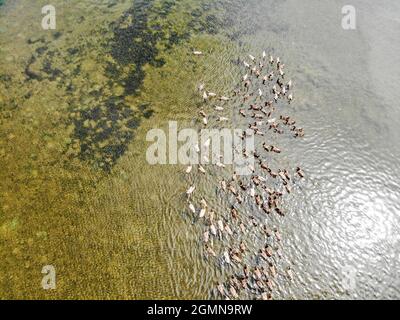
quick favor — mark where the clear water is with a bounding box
[0,0,399,299]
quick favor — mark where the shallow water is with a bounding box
[0,0,399,299]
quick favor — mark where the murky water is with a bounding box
[0,0,399,299]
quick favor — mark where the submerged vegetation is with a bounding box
[2,0,253,172]
[9,0,235,172]
[68,0,229,171]
[0,0,245,299]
